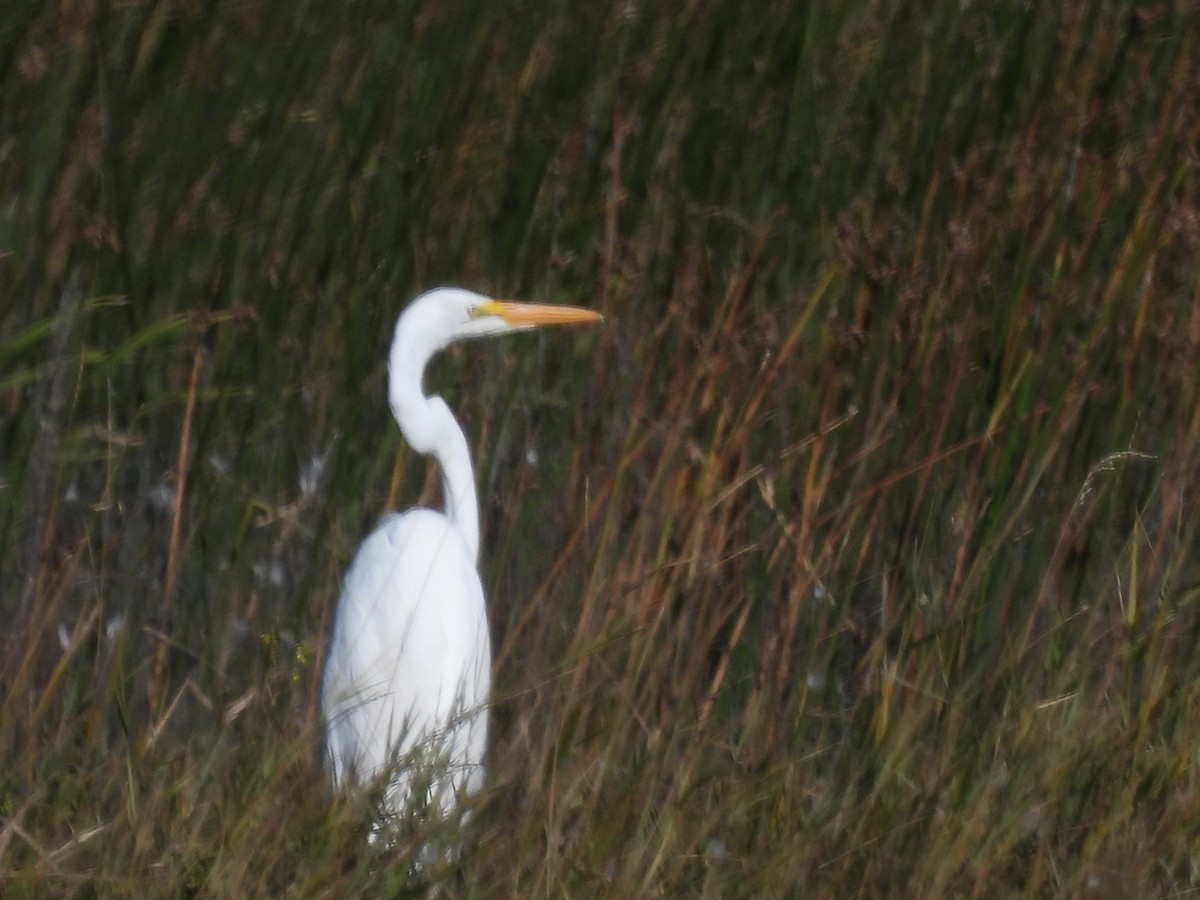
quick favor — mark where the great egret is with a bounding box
[321,287,601,830]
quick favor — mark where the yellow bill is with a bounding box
[475,299,603,327]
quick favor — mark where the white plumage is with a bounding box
[320,287,601,828]
[322,509,490,816]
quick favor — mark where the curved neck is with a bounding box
[388,347,480,563]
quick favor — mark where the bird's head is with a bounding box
[400,287,603,354]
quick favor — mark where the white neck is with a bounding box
[387,340,480,564]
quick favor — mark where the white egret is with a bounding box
[320,286,601,830]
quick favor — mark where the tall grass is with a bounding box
[2,0,1198,896]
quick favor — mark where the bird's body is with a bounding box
[320,287,600,827]
[322,508,490,817]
